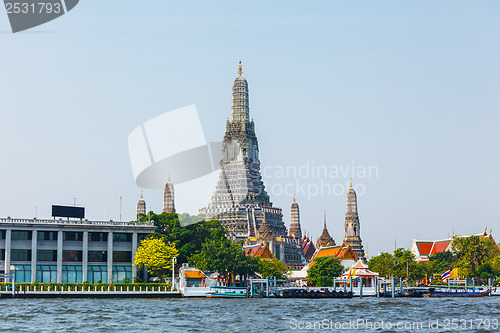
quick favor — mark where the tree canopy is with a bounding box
[258,258,288,280]
[190,237,259,284]
[368,248,426,281]
[307,256,344,286]
[134,238,178,280]
[139,212,226,264]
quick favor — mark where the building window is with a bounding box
[112,266,132,283]
[11,230,32,240]
[113,251,132,263]
[0,249,4,260]
[11,249,32,261]
[63,250,83,262]
[87,265,108,283]
[113,233,132,242]
[38,231,58,241]
[63,232,83,241]
[89,232,108,242]
[37,250,57,262]
[62,265,83,283]
[12,265,31,283]
[138,233,149,245]
[36,265,57,283]
[0,230,5,240]
[88,251,107,262]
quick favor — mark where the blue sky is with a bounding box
[1,1,499,255]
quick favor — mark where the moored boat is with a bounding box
[206,286,248,298]
[425,287,491,298]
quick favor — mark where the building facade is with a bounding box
[0,217,155,283]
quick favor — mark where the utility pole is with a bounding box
[171,257,177,291]
[119,196,122,222]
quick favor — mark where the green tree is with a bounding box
[140,212,226,264]
[134,238,179,280]
[368,252,394,278]
[427,251,456,276]
[258,258,288,280]
[307,257,343,287]
[190,237,250,285]
[452,235,487,278]
[368,249,426,281]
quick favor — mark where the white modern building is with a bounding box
[0,217,155,283]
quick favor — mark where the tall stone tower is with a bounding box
[137,192,146,217]
[200,61,286,238]
[344,180,365,259]
[163,176,175,213]
[289,197,302,239]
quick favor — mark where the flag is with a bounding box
[449,268,458,279]
[440,269,451,281]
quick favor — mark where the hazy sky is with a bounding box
[1,1,499,255]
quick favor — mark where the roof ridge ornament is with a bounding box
[238,60,243,76]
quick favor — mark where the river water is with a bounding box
[0,297,499,332]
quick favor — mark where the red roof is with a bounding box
[429,240,451,255]
[415,242,434,255]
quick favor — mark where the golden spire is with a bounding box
[238,60,243,76]
[168,172,171,183]
[140,190,143,200]
[350,178,353,188]
[293,194,296,203]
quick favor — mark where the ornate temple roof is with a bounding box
[310,244,358,265]
[258,215,273,242]
[316,212,335,248]
[243,243,275,259]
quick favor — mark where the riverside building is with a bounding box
[0,217,155,283]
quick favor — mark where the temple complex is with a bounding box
[343,180,365,260]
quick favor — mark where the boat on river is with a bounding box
[206,286,248,298]
[425,286,491,297]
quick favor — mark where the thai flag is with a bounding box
[440,269,451,281]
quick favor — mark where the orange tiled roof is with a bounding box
[338,247,358,261]
[244,243,275,259]
[429,240,451,255]
[415,241,434,255]
[314,246,341,259]
[185,270,206,279]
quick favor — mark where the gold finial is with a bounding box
[350,178,353,188]
[238,60,243,76]
[168,172,171,183]
[140,190,143,200]
[293,194,296,203]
